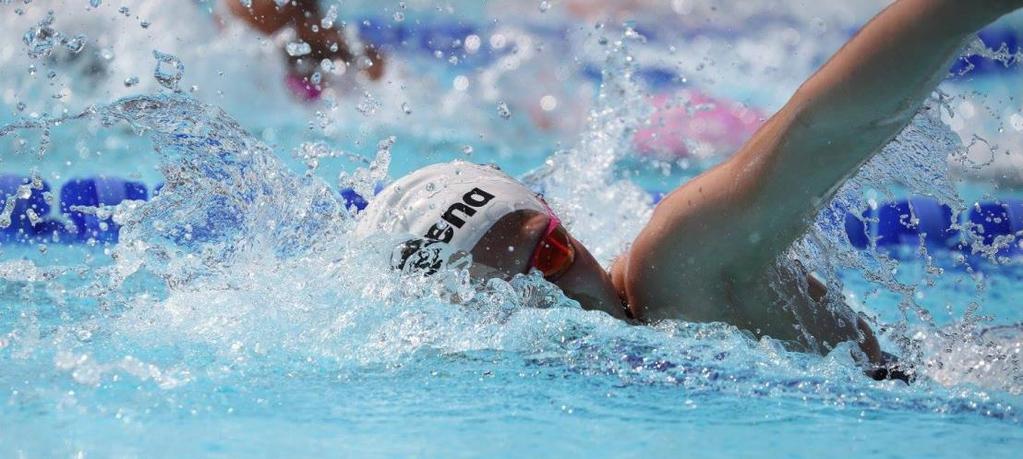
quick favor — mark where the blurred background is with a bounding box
[2,0,1020,188]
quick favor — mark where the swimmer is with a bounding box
[224,0,385,83]
[355,0,1023,381]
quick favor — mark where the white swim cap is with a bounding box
[354,161,547,272]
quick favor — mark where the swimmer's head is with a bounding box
[354,161,628,319]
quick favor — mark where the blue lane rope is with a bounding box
[2,175,1021,256]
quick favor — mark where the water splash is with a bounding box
[152,50,184,92]
[22,10,87,59]
[521,26,655,262]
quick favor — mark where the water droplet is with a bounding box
[310,72,322,85]
[393,11,405,22]
[140,20,150,29]
[461,145,474,155]
[356,55,374,71]
[401,102,412,114]
[321,4,338,29]
[320,58,334,72]
[490,34,507,49]
[89,0,102,7]
[285,41,312,57]
[464,34,481,53]
[118,6,130,16]
[22,11,59,59]
[123,76,139,87]
[63,34,86,54]
[497,101,511,119]
[540,95,557,111]
[810,17,827,35]
[16,102,26,112]
[152,50,184,92]
[539,1,550,12]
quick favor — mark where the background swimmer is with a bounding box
[223,0,384,94]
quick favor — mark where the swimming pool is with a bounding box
[2,1,1022,457]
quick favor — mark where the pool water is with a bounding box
[2,1,1023,457]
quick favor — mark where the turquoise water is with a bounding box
[2,1,1023,457]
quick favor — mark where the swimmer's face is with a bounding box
[471,210,629,320]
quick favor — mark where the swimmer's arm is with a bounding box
[725,0,1021,269]
[753,0,1018,371]
[621,0,1020,330]
[628,0,1022,272]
